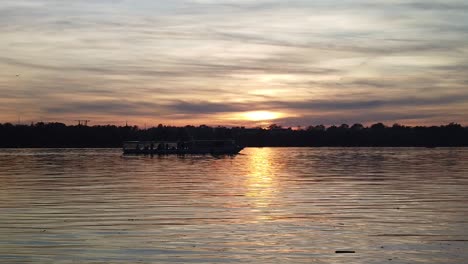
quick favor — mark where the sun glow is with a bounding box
[242,111,282,121]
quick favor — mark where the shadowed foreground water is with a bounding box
[0,148,467,263]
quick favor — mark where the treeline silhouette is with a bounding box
[0,122,467,148]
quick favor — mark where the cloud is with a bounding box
[165,101,250,113]
[0,0,468,125]
[403,2,468,11]
[287,95,468,110]
[163,93,468,115]
[43,100,162,117]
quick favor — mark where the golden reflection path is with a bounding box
[244,148,282,221]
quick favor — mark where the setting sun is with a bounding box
[242,111,282,121]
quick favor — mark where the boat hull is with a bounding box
[123,146,244,155]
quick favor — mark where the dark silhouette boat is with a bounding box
[123,140,244,155]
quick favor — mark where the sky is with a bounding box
[1,0,468,127]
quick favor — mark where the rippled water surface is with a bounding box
[1,148,467,263]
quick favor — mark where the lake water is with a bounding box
[0,148,467,263]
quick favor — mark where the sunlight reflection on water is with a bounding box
[0,148,467,263]
[245,148,278,212]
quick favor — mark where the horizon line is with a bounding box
[2,121,467,129]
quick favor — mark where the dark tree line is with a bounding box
[0,122,467,148]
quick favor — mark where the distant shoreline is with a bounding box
[1,122,467,148]
[1,147,468,150]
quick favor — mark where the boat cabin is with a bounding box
[122,139,243,155]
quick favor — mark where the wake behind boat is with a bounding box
[123,139,244,155]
